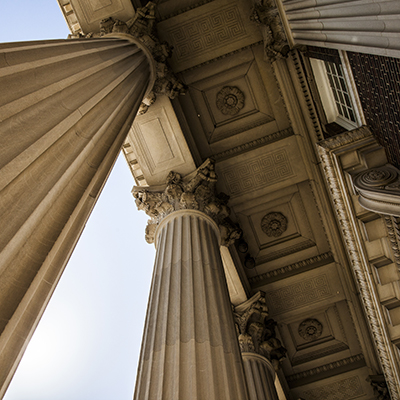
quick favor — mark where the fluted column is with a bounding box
[133,160,249,400]
[234,292,287,400]
[0,34,155,397]
[279,0,400,58]
[242,353,279,400]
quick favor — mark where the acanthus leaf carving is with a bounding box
[250,0,290,62]
[72,2,186,114]
[233,291,287,369]
[133,159,241,246]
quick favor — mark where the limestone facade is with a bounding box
[1,0,400,399]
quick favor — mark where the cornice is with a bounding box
[158,0,215,21]
[249,252,333,286]
[317,129,400,400]
[383,216,400,271]
[286,354,365,387]
[213,128,294,162]
[289,50,324,142]
[180,41,264,73]
[318,125,374,151]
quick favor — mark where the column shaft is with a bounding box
[242,353,279,400]
[134,210,249,400]
[280,0,400,58]
[0,37,152,397]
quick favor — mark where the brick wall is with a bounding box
[347,52,400,169]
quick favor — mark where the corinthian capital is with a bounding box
[234,292,287,370]
[250,0,290,62]
[74,2,186,114]
[133,159,241,245]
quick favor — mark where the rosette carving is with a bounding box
[298,318,323,341]
[216,86,245,116]
[234,292,287,370]
[133,159,241,245]
[261,212,288,237]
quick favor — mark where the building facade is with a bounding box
[1,0,400,399]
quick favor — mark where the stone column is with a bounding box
[234,292,287,400]
[277,0,400,58]
[133,160,249,400]
[0,34,155,398]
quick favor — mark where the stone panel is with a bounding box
[68,0,135,33]
[265,275,333,315]
[126,96,195,186]
[221,149,293,197]
[301,375,364,400]
[157,0,262,71]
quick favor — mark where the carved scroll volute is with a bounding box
[353,165,400,217]
[234,292,287,370]
[133,159,241,246]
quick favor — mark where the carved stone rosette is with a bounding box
[74,2,186,114]
[298,318,323,341]
[234,291,287,370]
[261,212,288,237]
[216,86,245,116]
[133,159,241,246]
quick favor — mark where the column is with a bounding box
[234,292,287,400]
[133,160,249,400]
[278,0,400,58]
[0,34,155,397]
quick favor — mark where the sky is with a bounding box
[1,1,155,399]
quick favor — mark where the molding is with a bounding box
[292,342,348,366]
[249,252,333,286]
[289,50,324,142]
[383,216,400,270]
[158,0,215,21]
[256,239,315,265]
[180,41,264,73]
[317,127,400,400]
[287,354,365,388]
[213,127,294,161]
[318,125,373,151]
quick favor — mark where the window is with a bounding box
[309,51,365,131]
[324,60,356,124]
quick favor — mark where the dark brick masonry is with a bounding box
[347,52,400,169]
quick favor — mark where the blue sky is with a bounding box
[2,1,155,399]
